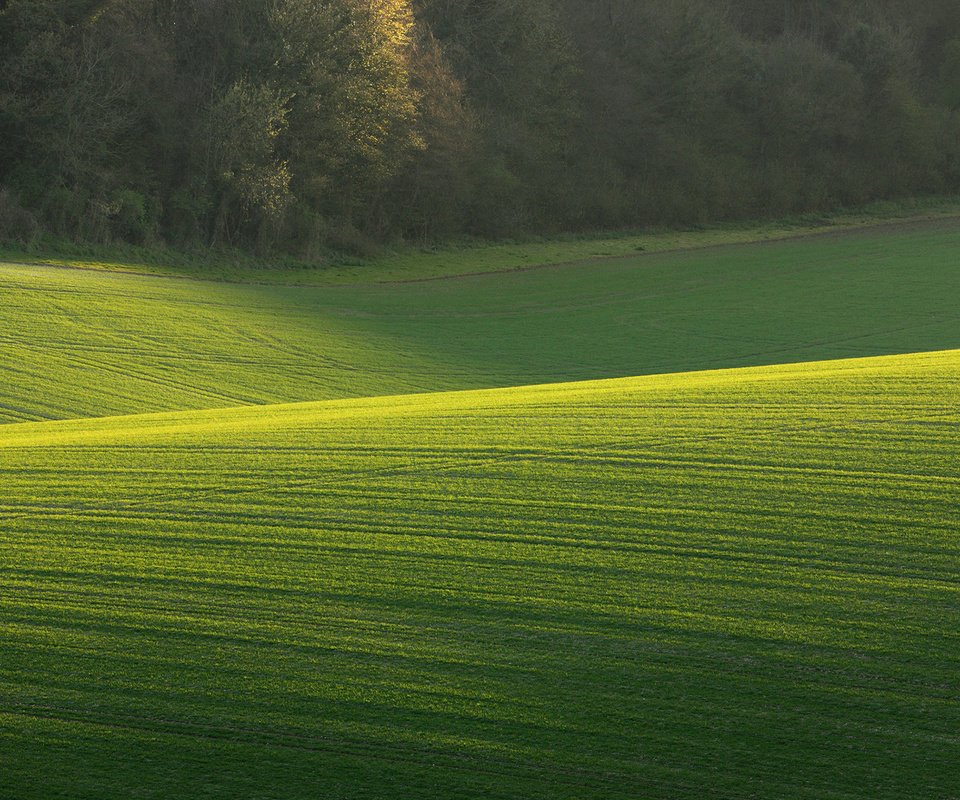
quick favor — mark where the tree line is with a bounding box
[3,0,960,254]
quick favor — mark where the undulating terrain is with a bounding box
[2,220,959,423]
[1,221,959,798]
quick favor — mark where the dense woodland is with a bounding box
[3,0,960,254]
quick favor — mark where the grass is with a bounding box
[2,217,960,423]
[2,213,959,797]
[3,194,960,285]
[1,349,958,798]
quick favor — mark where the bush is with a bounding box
[0,187,39,244]
[40,187,86,239]
[111,189,153,245]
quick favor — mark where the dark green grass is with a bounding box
[1,350,958,798]
[5,195,959,285]
[2,218,960,423]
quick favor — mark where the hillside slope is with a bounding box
[2,219,960,423]
[2,349,958,799]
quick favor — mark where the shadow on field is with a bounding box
[298,217,960,388]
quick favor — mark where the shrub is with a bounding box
[0,187,39,244]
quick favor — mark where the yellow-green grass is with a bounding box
[2,349,958,798]
[2,218,960,423]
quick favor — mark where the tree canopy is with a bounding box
[2,0,960,252]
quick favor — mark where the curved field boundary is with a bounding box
[2,220,960,424]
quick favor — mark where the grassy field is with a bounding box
[2,217,959,798]
[2,218,959,422]
[1,350,958,798]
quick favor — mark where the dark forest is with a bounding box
[3,0,960,254]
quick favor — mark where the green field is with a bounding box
[2,219,960,423]
[2,221,959,797]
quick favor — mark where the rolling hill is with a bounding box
[2,219,959,423]
[1,349,958,798]
[1,220,958,798]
